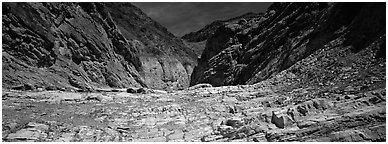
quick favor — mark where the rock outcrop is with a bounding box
[2,2,197,91]
[189,2,385,87]
[182,12,263,43]
[182,12,263,58]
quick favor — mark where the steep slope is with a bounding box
[103,3,197,90]
[182,12,264,58]
[189,2,385,87]
[2,2,196,91]
[182,12,263,43]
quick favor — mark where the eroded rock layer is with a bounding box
[2,2,197,91]
[182,12,263,59]
[190,2,385,87]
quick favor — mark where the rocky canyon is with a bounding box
[2,2,386,142]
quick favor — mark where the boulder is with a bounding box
[6,122,49,141]
[85,94,103,102]
[136,88,147,93]
[6,129,41,141]
[126,88,138,93]
[218,125,234,136]
[26,122,49,132]
[296,105,308,116]
[126,87,152,94]
[225,117,244,128]
[271,111,295,129]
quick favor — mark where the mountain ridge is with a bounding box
[182,12,264,43]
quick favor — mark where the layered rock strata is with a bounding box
[2,2,197,91]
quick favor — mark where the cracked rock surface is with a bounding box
[3,75,385,142]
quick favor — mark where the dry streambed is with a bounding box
[2,84,386,142]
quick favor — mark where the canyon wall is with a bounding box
[189,3,385,87]
[2,2,197,91]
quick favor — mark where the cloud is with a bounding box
[132,2,272,37]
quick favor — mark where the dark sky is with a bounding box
[132,2,272,37]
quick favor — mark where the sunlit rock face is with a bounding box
[2,2,197,91]
[189,3,385,87]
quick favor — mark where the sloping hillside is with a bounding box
[2,2,197,91]
[189,3,385,87]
